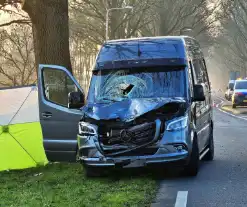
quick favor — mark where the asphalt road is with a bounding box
[152,99,247,207]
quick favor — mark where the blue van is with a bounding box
[38,36,214,177]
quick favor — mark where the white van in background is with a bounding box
[225,80,235,101]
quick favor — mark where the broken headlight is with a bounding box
[166,116,188,131]
[78,122,98,136]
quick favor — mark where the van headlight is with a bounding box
[166,116,188,131]
[78,122,98,136]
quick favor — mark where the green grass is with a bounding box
[0,163,158,207]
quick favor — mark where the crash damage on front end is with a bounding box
[77,97,191,169]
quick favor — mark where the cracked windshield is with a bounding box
[89,68,185,103]
[1,0,247,207]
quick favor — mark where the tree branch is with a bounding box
[0,19,31,27]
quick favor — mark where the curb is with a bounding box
[221,105,247,115]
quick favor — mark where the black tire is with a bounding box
[232,104,236,109]
[203,127,214,161]
[183,136,199,177]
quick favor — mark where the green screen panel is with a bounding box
[0,122,48,171]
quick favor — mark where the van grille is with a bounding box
[98,122,156,147]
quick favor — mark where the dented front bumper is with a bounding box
[77,124,192,168]
[81,149,189,168]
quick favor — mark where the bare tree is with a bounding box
[230,0,247,61]
[70,36,98,92]
[211,0,247,78]
[70,0,156,44]
[0,0,73,73]
[151,0,232,49]
[69,0,157,91]
[0,24,36,87]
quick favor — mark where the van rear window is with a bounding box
[235,81,247,89]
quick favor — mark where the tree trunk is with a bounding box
[24,0,72,74]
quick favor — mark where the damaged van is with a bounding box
[38,36,214,177]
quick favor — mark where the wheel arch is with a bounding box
[210,120,214,130]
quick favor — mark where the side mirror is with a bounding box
[68,91,85,109]
[192,84,205,102]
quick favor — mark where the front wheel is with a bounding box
[183,136,199,176]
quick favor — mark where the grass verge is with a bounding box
[0,163,157,207]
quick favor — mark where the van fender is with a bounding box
[189,112,197,145]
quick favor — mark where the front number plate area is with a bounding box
[122,159,146,168]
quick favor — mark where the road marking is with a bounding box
[216,99,224,108]
[215,95,225,102]
[216,102,221,108]
[217,108,247,121]
[214,96,247,121]
[175,191,188,207]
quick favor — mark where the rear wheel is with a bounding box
[232,104,236,109]
[183,136,199,176]
[203,127,214,161]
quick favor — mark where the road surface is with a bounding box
[152,100,247,207]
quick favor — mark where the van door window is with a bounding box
[192,59,204,84]
[201,59,210,89]
[188,61,194,96]
[42,68,80,107]
[200,59,211,108]
[192,59,206,110]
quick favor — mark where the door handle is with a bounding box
[42,112,52,118]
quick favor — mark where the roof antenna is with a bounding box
[137,39,142,57]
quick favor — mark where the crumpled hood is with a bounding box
[82,97,186,121]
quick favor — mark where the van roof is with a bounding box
[236,80,247,83]
[95,36,202,70]
[105,36,196,44]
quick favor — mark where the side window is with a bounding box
[192,59,206,109]
[192,59,204,84]
[42,68,80,107]
[200,59,210,89]
[200,59,211,107]
[188,61,194,95]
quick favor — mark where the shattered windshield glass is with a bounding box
[88,67,186,103]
